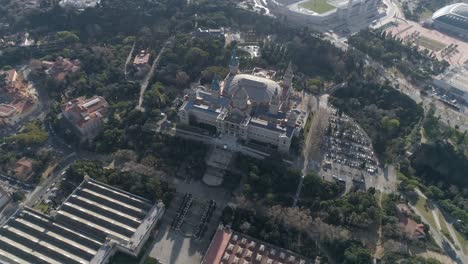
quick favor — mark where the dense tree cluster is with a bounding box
[325,240,372,264]
[402,0,452,21]
[348,30,449,81]
[235,154,301,205]
[321,189,380,229]
[300,172,344,210]
[330,78,424,163]
[404,108,468,238]
[157,35,228,84]
[221,206,323,261]
[7,121,48,146]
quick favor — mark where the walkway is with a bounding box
[136,39,172,111]
[411,189,467,263]
[124,42,136,79]
[292,94,322,207]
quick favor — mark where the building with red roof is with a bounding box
[62,96,109,138]
[43,56,81,81]
[133,50,150,66]
[13,157,34,181]
[202,225,310,264]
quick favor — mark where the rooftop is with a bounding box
[202,225,310,264]
[433,3,468,31]
[44,57,81,81]
[134,50,150,65]
[224,74,281,104]
[0,104,16,117]
[62,96,108,128]
[0,178,164,264]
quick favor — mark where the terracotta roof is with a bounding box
[203,226,310,264]
[16,157,33,169]
[0,104,16,117]
[134,51,150,65]
[203,226,233,264]
[62,96,108,128]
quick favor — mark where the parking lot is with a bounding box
[319,108,380,191]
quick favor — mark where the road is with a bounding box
[24,152,77,207]
[292,94,321,207]
[124,42,136,79]
[372,0,403,29]
[136,39,172,111]
[409,189,467,264]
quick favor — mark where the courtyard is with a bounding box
[386,20,468,66]
[417,36,447,52]
[148,177,230,264]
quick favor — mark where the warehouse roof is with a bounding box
[0,178,165,264]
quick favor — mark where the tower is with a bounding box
[283,61,293,89]
[229,48,239,75]
[269,87,280,115]
[211,75,220,92]
[347,0,353,21]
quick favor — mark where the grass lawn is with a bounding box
[33,203,49,213]
[299,0,335,14]
[415,196,437,228]
[419,9,433,21]
[303,113,313,137]
[418,36,446,52]
[438,211,449,234]
[437,211,454,243]
[454,229,468,254]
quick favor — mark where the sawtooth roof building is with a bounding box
[432,3,468,38]
[0,177,165,264]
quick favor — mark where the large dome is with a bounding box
[224,74,280,104]
[432,3,468,32]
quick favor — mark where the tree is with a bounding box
[144,257,161,264]
[8,122,48,146]
[56,31,80,44]
[175,71,189,88]
[113,149,137,166]
[185,47,209,70]
[267,205,312,233]
[144,82,166,109]
[200,66,228,84]
[381,116,400,136]
[11,191,26,202]
[343,244,372,264]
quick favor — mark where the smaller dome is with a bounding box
[432,3,468,32]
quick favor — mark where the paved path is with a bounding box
[24,152,77,207]
[292,94,323,206]
[124,42,136,79]
[412,189,467,264]
[374,191,385,259]
[136,39,172,111]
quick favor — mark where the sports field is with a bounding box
[299,0,335,14]
[418,36,446,52]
